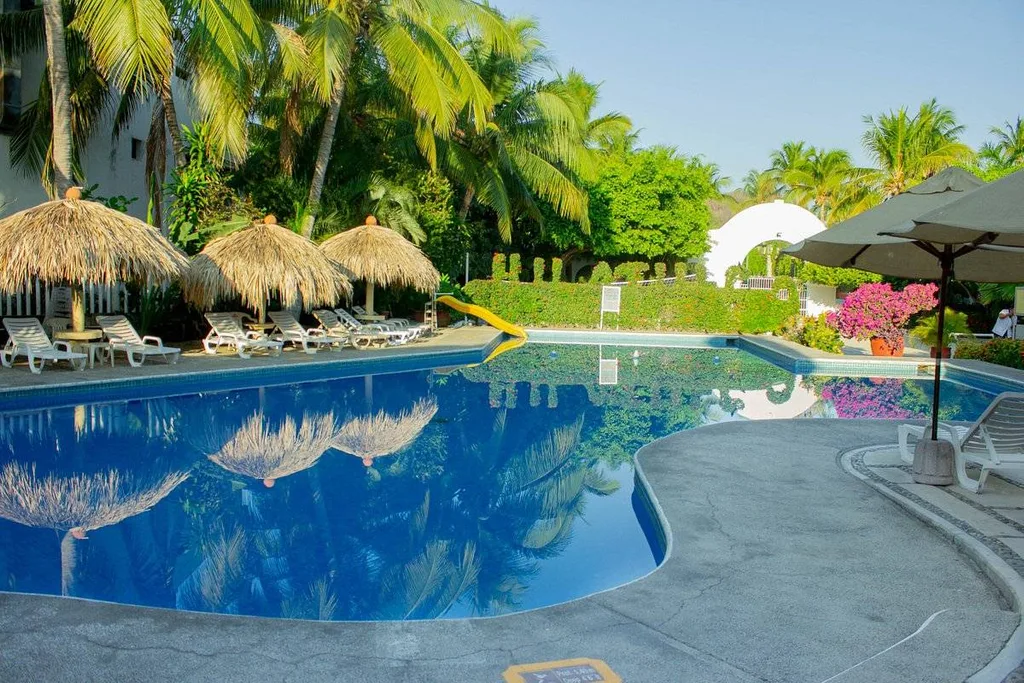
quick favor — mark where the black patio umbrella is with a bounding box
[784,168,1024,482]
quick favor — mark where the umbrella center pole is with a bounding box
[365,282,375,316]
[71,286,86,332]
[930,247,953,441]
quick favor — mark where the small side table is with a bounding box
[84,342,113,369]
[54,330,107,369]
[245,322,278,335]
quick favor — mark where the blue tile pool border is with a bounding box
[0,334,506,412]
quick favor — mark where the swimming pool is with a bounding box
[0,342,998,621]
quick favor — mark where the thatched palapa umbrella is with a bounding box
[319,216,439,315]
[207,411,341,487]
[333,398,438,467]
[183,216,352,321]
[0,187,189,331]
[0,462,188,594]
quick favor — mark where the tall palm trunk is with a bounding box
[42,0,74,197]
[160,75,186,168]
[146,99,168,234]
[279,88,302,177]
[302,85,344,237]
[459,187,475,221]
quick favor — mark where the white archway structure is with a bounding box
[705,200,825,286]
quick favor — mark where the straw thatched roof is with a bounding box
[319,216,440,293]
[333,398,438,467]
[0,188,189,292]
[0,461,189,533]
[207,411,340,486]
[183,216,352,315]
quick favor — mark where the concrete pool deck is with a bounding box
[0,419,1021,683]
[2,329,1024,681]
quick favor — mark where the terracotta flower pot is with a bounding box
[869,337,904,357]
[930,346,951,358]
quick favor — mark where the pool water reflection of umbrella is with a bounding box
[785,168,1024,483]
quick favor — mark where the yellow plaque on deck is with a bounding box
[503,658,621,683]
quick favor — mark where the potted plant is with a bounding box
[827,282,938,357]
[910,308,970,358]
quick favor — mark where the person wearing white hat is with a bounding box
[992,309,1017,338]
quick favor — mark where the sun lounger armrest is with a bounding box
[306,328,328,337]
[52,340,74,353]
[141,335,164,347]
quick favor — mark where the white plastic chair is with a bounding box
[350,305,428,338]
[899,393,1024,493]
[1,318,87,374]
[334,309,414,345]
[267,311,348,354]
[96,315,180,367]
[312,310,386,349]
[203,313,284,359]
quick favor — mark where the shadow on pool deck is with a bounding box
[0,419,1016,683]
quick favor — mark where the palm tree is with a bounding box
[980,117,1024,170]
[298,0,516,237]
[436,17,614,241]
[862,99,973,197]
[783,147,877,224]
[742,168,783,205]
[40,0,74,196]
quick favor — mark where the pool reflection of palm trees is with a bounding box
[0,462,188,595]
[206,412,341,487]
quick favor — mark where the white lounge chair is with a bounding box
[96,315,180,367]
[203,313,284,359]
[1,317,88,374]
[335,309,414,345]
[312,310,387,349]
[267,311,348,354]
[351,305,428,338]
[899,393,1024,493]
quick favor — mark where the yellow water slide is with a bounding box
[435,295,527,364]
[435,296,527,338]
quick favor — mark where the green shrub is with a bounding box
[533,257,545,283]
[613,261,648,282]
[508,253,522,282]
[462,280,798,333]
[955,339,1024,369]
[654,263,667,280]
[551,258,563,283]
[491,253,506,281]
[911,308,970,348]
[801,313,844,353]
[690,262,708,283]
[724,265,746,288]
[591,261,614,284]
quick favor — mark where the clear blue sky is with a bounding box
[493,0,1024,185]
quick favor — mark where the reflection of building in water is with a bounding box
[703,376,824,423]
[332,398,437,468]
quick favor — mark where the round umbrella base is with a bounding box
[912,438,954,485]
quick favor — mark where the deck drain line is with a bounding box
[815,609,950,683]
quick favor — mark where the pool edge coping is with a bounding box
[840,445,1024,682]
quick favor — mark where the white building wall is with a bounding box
[1,47,184,222]
[803,283,838,318]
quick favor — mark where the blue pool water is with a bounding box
[0,343,999,621]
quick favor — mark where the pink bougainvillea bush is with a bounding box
[827,282,938,351]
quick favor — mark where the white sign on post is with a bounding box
[600,286,621,329]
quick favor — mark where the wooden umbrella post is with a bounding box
[70,286,85,332]
[365,281,375,316]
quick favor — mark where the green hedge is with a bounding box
[955,339,1024,370]
[463,280,799,333]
